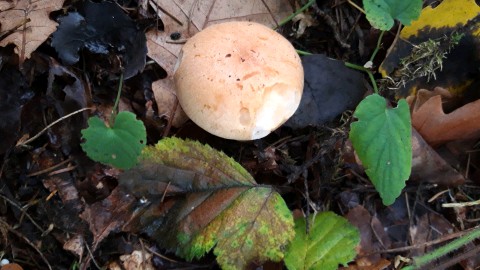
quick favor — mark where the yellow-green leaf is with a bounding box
[119,138,294,270]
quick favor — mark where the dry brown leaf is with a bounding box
[108,250,154,270]
[411,128,465,186]
[410,87,480,146]
[146,0,295,127]
[0,0,65,63]
[63,234,85,259]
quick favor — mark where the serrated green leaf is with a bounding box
[81,111,146,169]
[284,212,360,270]
[349,94,412,205]
[363,0,422,30]
[119,137,295,270]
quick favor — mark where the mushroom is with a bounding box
[174,21,304,140]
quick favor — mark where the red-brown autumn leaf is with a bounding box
[119,137,294,270]
[410,87,480,146]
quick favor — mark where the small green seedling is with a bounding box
[81,75,146,169]
[346,0,421,205]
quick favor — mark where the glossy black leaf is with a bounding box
[51,1,147,79]
[285,54,366,129]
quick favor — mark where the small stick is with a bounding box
[16,107,94,147]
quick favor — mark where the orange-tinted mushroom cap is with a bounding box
[174,21,304,140]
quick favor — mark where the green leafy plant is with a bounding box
[350,95,411,205]
[345,0,422,205]
[119,137,295,270]
[81,111,146,169]
[363,0,422,30]
[284,212,360,270]
[81,75,146,169]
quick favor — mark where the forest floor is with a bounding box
[1,0,480,269]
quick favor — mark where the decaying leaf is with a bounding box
[410,128,465,186]
[379,0,480,97]
[119,137,294,269]
[108,250,155,270]
[146,0,295,127]
[79,188,136,251]
[410,88,480,146]
[345,206,389,268]
[0,0,65,62]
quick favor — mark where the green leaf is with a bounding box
[119,137,295,270]
[81,111,146,169]
[363,0,422,30]
[285,212,360,270]
[349,94,412,205]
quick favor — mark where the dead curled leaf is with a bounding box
[411,128,465,186]
[409,87,480,146]
[146,0,295,127]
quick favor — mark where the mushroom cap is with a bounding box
[174,21,304,140]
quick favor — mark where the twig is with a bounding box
[0,193,45,234]
[145,244,181,263]
[110,72,124,126]
[313,6,351,49]
[16,107,94,147]
[0,218,52,270]
[27,157,73,177]
[84,243,102,270]
[442,199,480,208]
[346,0,365,14]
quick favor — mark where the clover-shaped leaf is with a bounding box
[81,111,146,169]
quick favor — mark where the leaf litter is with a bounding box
[1,0,480,269]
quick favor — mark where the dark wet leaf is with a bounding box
[0,66,34,154]
[285,54,365,129]
[119,138,294,270]
[51,0,147,79]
